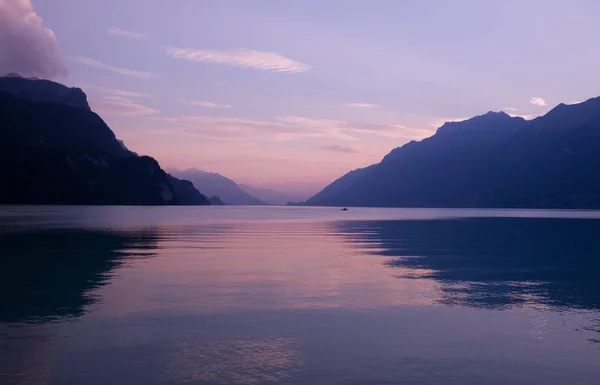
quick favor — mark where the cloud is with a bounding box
[91,95,158,116]
[0,0,66,78]
[502,107,540,120]
[142,113,432,144]
[178,99,231,109]
[506,112,539,120]
[107,27,149,39]
[530,97,547,106]
[347,103,379,108]
[276,116,433,140]
[71,57,159,79]
[84,85,152,99]
[165,47,309,73]
[86,85,157,116]
[321,145,359,154]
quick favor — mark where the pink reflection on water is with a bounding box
[93,221,439,318]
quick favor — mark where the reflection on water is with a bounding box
[167,338,301,384]
[1,206,600,385]
[338,218,600,310]
[0,229,158,323]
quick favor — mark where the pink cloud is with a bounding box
[0,0,66,78]
[165,47,309,73]
[71,57,159,79]
[321,145,360,154]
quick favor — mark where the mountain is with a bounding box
[304,165,376,205]
[0,74,209,205]
[0,73,90,110]
[209,196,225,205]
[305,99,600,209]
[170,169,266,205]
[239,184,304,205]
[167,175,211,205]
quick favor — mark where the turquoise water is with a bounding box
[1,206,600,384]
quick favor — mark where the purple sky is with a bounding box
[3,0,600,197]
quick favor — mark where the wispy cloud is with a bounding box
[107,27,149,39]
[165,47,309,73]
[321,145,359,154]
[530,97,547,106]
[71,57,159,79]
[502,107,519,112]
[92,95,158,116]
[178,99,231,109]
[347,103,379,108]
[142,113,432,144]
[276,116,433,140]
[84,85,152,99]
[86,84,156,116]
[146,115,353,142]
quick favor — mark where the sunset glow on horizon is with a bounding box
[4,0,600,197]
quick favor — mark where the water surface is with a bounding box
[1,206,600,384]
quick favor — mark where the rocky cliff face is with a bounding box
[0,76,210,205]
[0,73,90,110]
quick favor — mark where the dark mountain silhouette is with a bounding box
[171,169,266,205]
[239,184,304,205]
[306,98,600,208]
[167,175,211,205]
[0,75,209,205]
[0,73,90,110]
[305,165,376,205]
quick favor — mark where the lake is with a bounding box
[1,206,600,385]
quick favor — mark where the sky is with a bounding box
[2,0,600,198]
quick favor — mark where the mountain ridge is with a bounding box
[305,100,600,209]
[0,74,210,205]
[170,169,266,205]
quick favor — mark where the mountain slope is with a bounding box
[0,75,209,205]
[167,175,211,205]
[239,184,303,205]
[0,73,90,110]
[306,100,600,208]
[171,169,266,205]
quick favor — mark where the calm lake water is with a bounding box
[1,206,600,385]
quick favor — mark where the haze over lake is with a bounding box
[1,206,599,385]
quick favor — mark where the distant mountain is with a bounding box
[305,99,600,209]
[209,196,225,205]
[167,175,211,205]
[0,74,209,205]
[239,184,303,205]
[171,169,266,205]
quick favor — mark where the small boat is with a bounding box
[341,208,348,211]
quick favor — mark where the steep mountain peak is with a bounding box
[0,74,90,110]
[526,96,600,132]
[441,110,517,127]
[436,110,525,136]
[483,110,510,117]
